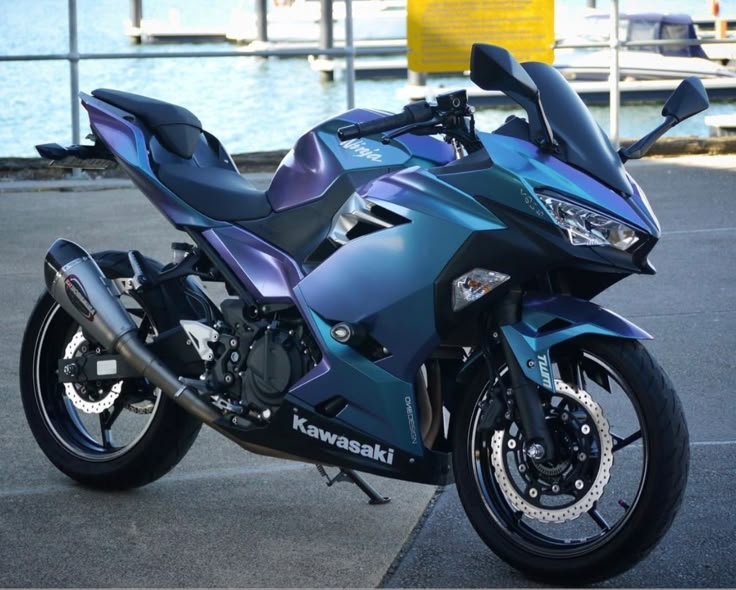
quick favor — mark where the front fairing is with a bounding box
[523,62,633,196]
[479,132,661,239]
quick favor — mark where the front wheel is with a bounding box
[452,336,689,584]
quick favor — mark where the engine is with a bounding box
[186,298,320,419]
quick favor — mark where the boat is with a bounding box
[226,0,406,44]
[556,13,736,80]
[704,113,736,135]
[399,77,736,107]
[308,10,736,83]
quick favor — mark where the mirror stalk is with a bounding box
[619,115,677,162]
[508,91,557,151]
[531,96,557,151]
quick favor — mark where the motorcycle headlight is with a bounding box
[538,192,639,251]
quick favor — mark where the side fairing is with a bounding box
[205,163,507,466]
[297,166,505,382]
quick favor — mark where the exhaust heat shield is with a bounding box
[44,239,136,349]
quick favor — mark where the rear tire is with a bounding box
[19,251,203,490]
[452,336,689,584]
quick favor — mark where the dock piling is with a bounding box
[256,0,268,42]
[320,0,334,81]
[408,70,427,87]
[130,0,142,44]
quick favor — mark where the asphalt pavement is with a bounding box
[0,155,734,587]
[0,172,435,588]
[386,156,736,588]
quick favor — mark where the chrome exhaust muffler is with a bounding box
[44,239,219,424]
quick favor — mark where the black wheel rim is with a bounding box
[468,349,649,558]
[32,299,162,462]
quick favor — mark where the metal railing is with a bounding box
[1,0,734,151]
[0,0,366,147]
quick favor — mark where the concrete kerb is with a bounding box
[2,136,736,188]
[0,172,275,195]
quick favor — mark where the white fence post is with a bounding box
[68,0,81,177]
[345,0,355,109]
[609,0,620,149]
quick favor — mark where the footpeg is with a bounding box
[316,465,391,505]
[127,250,149,290]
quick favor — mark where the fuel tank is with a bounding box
[267,108,454,212]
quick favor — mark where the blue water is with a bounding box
[0,0,734,158]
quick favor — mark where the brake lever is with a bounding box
[380,117,443,144]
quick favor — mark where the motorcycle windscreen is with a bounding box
[523,62,633,196]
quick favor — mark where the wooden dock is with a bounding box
[400,77,736,107]
[126,24,228,44]
[247,39,405,56]
[309,56,410,79]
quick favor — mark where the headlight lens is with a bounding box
[538,192,639,251]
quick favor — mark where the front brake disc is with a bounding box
[490,379,614,523]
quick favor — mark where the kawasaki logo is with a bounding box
[292,414,395,464]
[339,138,383,162]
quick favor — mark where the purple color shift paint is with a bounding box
[268,130,343,212]
[268,109,454,212]
[204,225,302,303]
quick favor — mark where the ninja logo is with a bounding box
[339,138,383,162]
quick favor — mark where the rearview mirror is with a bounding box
[470,44,539,100]
[470,44,555,149]
[620,77,710,162]
[662,77,709,123]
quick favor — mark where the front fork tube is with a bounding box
[498,332,556,461]
[493,290,555,461]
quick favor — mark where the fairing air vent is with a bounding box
[305,194,410,267]
[329,194,409,245]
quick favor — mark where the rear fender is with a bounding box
[458,294,651,388]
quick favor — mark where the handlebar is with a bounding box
[337,101,434,141]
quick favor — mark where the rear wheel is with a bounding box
[19,252,203,489]
[452,336,689,584]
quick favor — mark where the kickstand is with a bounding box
[316,465,391,505]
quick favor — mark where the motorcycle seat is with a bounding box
[92,89,202,159]
[157,163,272,221]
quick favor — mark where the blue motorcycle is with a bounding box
[21,44,706,583]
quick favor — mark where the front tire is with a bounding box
[452,336,689,584]
[19,251,203,490]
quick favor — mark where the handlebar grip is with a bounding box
[336,101,434,141]
[337,124,361,141]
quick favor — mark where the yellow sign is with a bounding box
[407,0,555,73]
